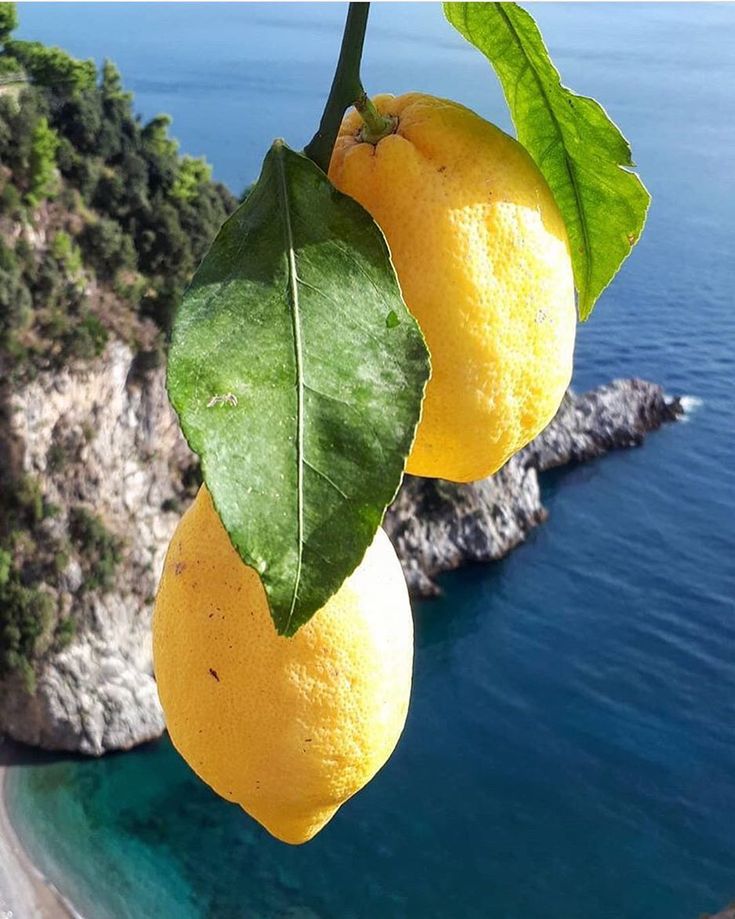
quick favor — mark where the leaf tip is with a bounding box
[270,137,289,160]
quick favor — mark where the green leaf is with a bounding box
[167,141,430,636]
[444,2,651,320]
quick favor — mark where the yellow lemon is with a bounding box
[329,92,576,482]
[152,486,413,845]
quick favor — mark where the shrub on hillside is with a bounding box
[79,217,137,279]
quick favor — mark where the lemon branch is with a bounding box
[304,2,394,172]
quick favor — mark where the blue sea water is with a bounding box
[6,3,735,917]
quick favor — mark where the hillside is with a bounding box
[0,2,235,690]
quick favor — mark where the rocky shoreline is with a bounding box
[385,379,682,596]
[0,344,682,755]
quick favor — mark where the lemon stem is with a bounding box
[304,3,391,172]
[354,92,397,145]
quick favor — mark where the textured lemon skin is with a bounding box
[329,93,576,482]
[152,487,413,845]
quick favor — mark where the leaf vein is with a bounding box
[304,459,349,500]
[493,3,593,305]
[274,144,305,633]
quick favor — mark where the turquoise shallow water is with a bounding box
[7,3,735,917]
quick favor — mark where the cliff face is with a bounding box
[0,342,195,754]
[0,346,681,754]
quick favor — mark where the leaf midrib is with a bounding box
[490,3,593,310]
[273,144,304,633]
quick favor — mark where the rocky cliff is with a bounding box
[0,345,681,754]
[0,342,196,754]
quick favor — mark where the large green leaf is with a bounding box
[444,2,650,319]
[168,141,430,635]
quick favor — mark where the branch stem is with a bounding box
[304,2,393,172]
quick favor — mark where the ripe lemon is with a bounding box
[329,92,576,482]
[152,486,413,845]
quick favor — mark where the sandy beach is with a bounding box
[0,738,80,919]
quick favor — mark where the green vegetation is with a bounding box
[0,3,235,685]
[4,38,96,93]
[79,217,136,280]
[68,507,122,592]
[0,475,57,690]
[0,3,236,375]
[55,616,75,648]
[0,449,126,695]
[0,574,53,692]
[46,440,69,472]
[50,230,84,277]
[0,3,18,42]
[0,480,124,689]
[26,115,59,204]
[172,156,213,203]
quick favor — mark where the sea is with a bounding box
[5,4,735,918]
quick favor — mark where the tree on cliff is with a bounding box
[0,3,235,687]
[0,2,17,44]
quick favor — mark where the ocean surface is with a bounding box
[7,3,735,917]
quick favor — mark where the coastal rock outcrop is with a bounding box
[385,381,682,596]
[0,344,682,755]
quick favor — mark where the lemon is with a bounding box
[329,92,576,482]
[152,486,413,845]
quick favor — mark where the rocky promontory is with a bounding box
[385,380,682,596]
[0,345,682,754]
